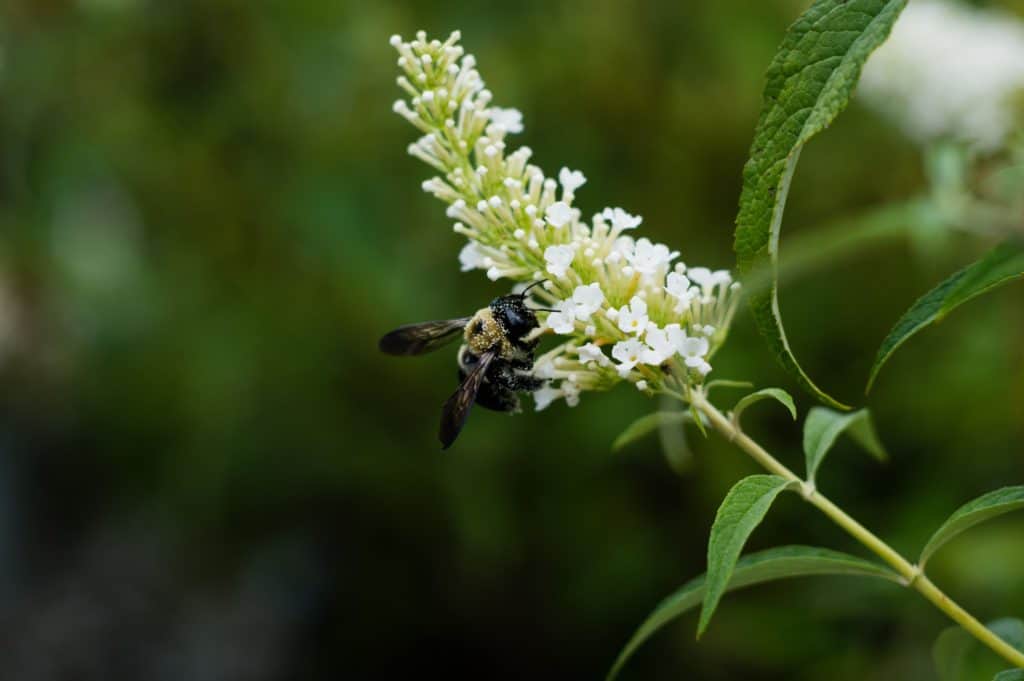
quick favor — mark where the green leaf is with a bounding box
[991,619,1024,655]
[920,486,1024,568]
[606,545,899,680]
[690,402,709,438]
[698,475,799,637]
[867,239,1024,392]
[935,625,976,681]
[995,672,1024,681]
[934,618,1024,681]
[803,407,888,484]
[657,408,693,476]
[733,388,797,424]
[612,411,689,452]
[994,671,1024,681]
[734,0,907,409]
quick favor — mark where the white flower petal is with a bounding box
[534,358,557,379]
[577,343,609,365]
[533,384,562,411]
[641,326,675,365]
[545,300,577,334]
[489,107,524,134]
[616,296,649,335]
[558,167,587,195]
[626,238,677,275]
[544,244,575,278]
[570,283,605,320]
[458,242,487,272]
[545,201,574,228]
[665,271,692,299]
[612,338,646,374]
[602,207,643,231]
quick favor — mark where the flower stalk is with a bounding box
[690,390,1024,669]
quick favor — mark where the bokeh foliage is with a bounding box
[0,0,1021,679]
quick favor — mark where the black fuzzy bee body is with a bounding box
[379,287,548,448]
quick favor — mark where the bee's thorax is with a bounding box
[465,307,511,355]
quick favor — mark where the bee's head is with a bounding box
[490,280,548,340]
[490,294,537,340]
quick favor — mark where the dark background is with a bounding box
[0,1,1022,679]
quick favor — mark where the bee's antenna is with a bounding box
[519,279,548,297]
[520,279,554,312]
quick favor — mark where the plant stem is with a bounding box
[691,392,1024,669]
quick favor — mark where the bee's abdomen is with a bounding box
[456,345,476,375]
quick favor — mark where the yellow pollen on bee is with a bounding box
[465,307,511,355]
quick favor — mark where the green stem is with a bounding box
[692,392,1024,669]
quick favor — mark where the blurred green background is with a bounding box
[0,0,1022,679]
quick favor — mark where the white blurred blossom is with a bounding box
[861,0,1024,151]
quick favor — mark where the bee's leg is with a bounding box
[511,336,539,355]
[466,359,520,412]
[508,356,534,371]
[474,381,521,413]
[511,374,545,392]
[489,357,545,393]
[485,359,517,389]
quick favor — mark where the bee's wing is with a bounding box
[439,349,495,449]
[378,317,471,356]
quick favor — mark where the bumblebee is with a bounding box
[379,282,548,448]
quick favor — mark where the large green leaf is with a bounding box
[606,545,899,680]
[698,475,799,636]
[734,0,907,409]
[934,618,1024,681]
[803,407,887,484]
[867,240,1024,392]
[920,486,1024,568]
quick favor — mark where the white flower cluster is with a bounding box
[860,0,1024,152]
[390,31,740,410]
